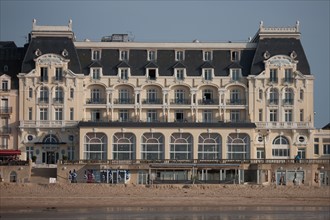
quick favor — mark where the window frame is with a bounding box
[91,49,101,61]
[203,50,213,61]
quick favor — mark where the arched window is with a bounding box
[170,133,193,160]
[227,133,250,160]
[29,88,33,98]
[272,136,290,158]
[113,133,135,160]
[198,133,222,160]
[269,88,278,104]
[84,133,107,160]
[43,134,59,144]
[39,86,49,102]
[141,133,164,160]
[10,171,17,182]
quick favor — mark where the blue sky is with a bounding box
[0,0,329,128]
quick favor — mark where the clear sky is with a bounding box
[0,0,329,128]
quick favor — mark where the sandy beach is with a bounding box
[1,183,329,209]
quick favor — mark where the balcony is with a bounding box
[268,78,278,84]
[226,99,246,105]
[170,99,191,105]
[86,98,106,104]
[267,99,278,105]
[39,77,48,83]
[113,98,134,104]
[38,98,49,104]
[142,99,162,105]
[255,122,313,129]
[53,97,64,104]
[0,88,9,93]
[198,99,219,105]
[0,107,12,114]
[19,120,79,128]
[0,127,11,134]
[282,99,294,105]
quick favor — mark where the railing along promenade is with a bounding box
[60,159,330,165]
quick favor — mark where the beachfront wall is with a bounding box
[0,162,31,183]
[56,161,330,187]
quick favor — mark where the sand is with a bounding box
[1,183,329,209]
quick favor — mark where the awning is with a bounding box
[0,150,21,155]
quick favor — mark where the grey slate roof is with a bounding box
[21,37,81,73]
[250,38,310,75]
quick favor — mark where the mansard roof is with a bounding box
[172,62,186,68]
[21,37,81,73]
[250,38,310,75]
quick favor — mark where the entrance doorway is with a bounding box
[42,152,59,164]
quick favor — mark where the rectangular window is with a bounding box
[55,108,63,120]
[314,138,319,142]
[258,109,263,122]
[285,109,292,122]
[29,88,33,98]
[92,68,101,80]
[119,110,129,122]
[40,67,48,82]
[92,50,101,60]
[175,110,184,122]
[323,144,330,155]
[70,88,74,99]
[231,51,240,61]
[203,69,212,80]
[148,50,156,61]
[258,89,263,100]
[175,51,184,61]
[120,50,129,61]
[148,69,157,80]
[300,109,304,122]
[231,69,240,81]
[284,69,293,83]
[26,147,34,161]
[28,107,33,120]
[203,110,212,122]
[230,110,240,122]
[55,68,63,81]
[314,144,319,155]
[176,69,184,80]
[270,69,278,83]
[257,148,265,159]
[120,69,129,80]
[40,108,48,120]
[270,109,277,122]
[147,110,157,122]
[91,110,100,121]
[70,108,74,120]
[300,89,304,100]
[1,80,8,91]
[203,51,212,61]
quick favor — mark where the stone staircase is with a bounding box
[30,168,57,184]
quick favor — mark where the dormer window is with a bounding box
[175,51,184,61]
[175,69,185,81]
[230,69,241,81]
[92,49,101,61]
[203,69,213,81]
[148,50,157,61]
[147,68,157,80]
[203,51,212,61]
[119,68,129,80]
[91,68,101,80]
[231,51,240,62]
[1,80,8,91]
[3,65,8,72]
[120,50,129,61]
